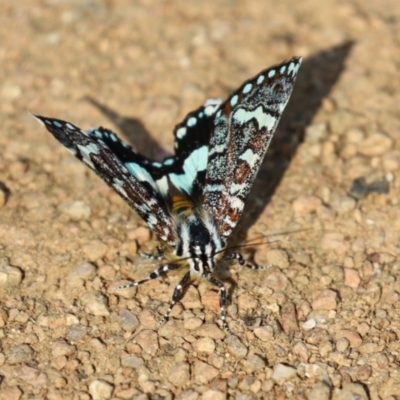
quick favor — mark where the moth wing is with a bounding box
[33,115,176,245]
[202,57,302,238]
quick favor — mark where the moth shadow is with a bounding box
[84,96,168,159]
[0,182,11,205]
[233,41,355,245]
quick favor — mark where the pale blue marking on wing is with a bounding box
[169,145,208,195]
[126,162,169,198]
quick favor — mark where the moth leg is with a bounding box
[224,252,269,270]
[207,275,232,335]
[140,245,165,260]
[139,253,164,261]
[115,263,179,290]
[159,271,191,325]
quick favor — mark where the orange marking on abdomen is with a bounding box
[171,195,194,216]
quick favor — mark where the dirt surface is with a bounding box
[1,1,400,399]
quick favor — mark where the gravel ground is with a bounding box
[1,1,400,399]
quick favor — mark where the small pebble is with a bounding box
[119,309,139,332]
[57,200,91,221]
[66,324,88,341]
[358,132,393,157]
[67,261,97,283]
[82,240,109,262]
[168,362,190,387]
[344,268,360,288]
[292,195,321,216]
[226,336,248,359]
[320,232,349,254]
[272,363,297,382]
[290,250,311,265]
[292,342,309,362]
[193,360,219,384]
[333,383,368,400]
[127,226,151,245]
[308,382,331,400]
[312,289,338,310]
[281,302,299,334]
[184,317,203,330]
[262,269,289,291]
[89,379,113,400]
[302,318,316,331]
[237,292,259,311]
[330,196,356,214]
[181,285,203,309]
[200,390,225,400]
[13,364,47,387]
[0,258,23,287]
[51,341,76,357]
[192,337,216,354]
[0,386,23,400]
[158,319,184,338]
[382,151,400,171]
[7,345,34,365]
[305,328,330,345]
[254,325,274,341]
[336,337,350,352]
[135,330,159,356]
[363,284,381,305]
[180,390,200,400]
[242,354,266,373]
[265,249,290,269]
[196,324,225,340]
[80,292,110,316]
[121,356,144,368]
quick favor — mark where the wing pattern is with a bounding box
[163,99,221,198]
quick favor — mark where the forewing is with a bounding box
[202,57,302,238]
[33,115,176,245]
[164,100,221,198]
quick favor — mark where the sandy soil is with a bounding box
[1,1,400,399]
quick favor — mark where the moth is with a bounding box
[34,57,301,333]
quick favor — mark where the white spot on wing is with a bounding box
[242,83,252,94]
[230,95,238,107]
[187,117,197,127]
[66,123,75,130]
[239,148,259,168]
[233,105,276,131]
[268,69,276,78]
[280,65,286,74]
[176,127,186,139]
[257,75,265,85]
[77,143,100,169]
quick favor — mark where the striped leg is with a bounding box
[224,252,269,270]
[139,253,164,261]
[159,271,191,325]
[115,264,179,290]
[140,245,165,260]
[207,275,232,335]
